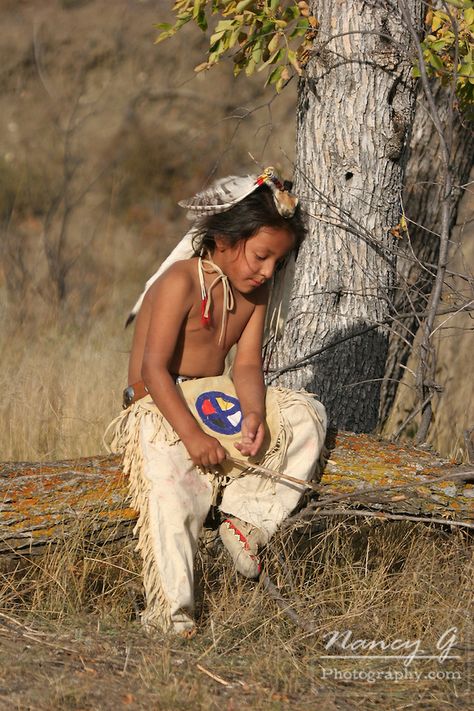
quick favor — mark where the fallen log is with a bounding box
[0,456,133,558]
[1,433,473,559]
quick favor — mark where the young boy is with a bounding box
[108,169,327,635]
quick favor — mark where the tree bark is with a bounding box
[379,83,474,428]
[271,0,423,432]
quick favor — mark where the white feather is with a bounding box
[126,175,259,325]
[178,174,257,217]
[126,226,199,325]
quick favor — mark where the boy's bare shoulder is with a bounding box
[145,259,198,303]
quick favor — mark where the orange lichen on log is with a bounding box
[0,455,133,556]
[321,433,473,520]
[1,435,472,558]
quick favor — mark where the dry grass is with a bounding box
[0,315,129,462]
[0,227,471,709]
[0,516,472,709]
[0,2,472,706]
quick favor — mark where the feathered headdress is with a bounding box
[126,167,298,342]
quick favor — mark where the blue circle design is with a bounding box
[195,390,242,435]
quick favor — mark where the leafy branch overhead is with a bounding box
[156,1,473,110]
[155,0,318,91]
[414,3,474,118]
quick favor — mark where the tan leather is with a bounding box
[123,376,194,408]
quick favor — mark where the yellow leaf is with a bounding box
[267,32,280,55]
[288,49,302,76]
[431,13,443,32]
[464,8,474,27]
[298,1,310,17]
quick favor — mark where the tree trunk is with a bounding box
[379,83,474,428]
[271,0,423,432]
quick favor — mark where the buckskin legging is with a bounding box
[109,388,327,633]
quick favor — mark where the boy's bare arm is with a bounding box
[232,292,267,456]
[141,266,226,466]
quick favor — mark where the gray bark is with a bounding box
[379,83,474,428]
[270,0,424,432]
[272,0,422,431]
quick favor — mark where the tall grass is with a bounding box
[0,314,130,461]
[0,518,471,708]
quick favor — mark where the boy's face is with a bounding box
[216,226,295,294]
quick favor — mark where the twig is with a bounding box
[229,455,473,508]
[228,456,322,493]
[280,468,474,531]
[309,468,473,508]
[300,508,474,530]
[122,645,131,675]
[83,557,140,576]
[392,395,432,440]
[429,299,474,339]
[196,663,232,686]
[266,303,474,380]
[261,575,315,633]
[399,0,456,445]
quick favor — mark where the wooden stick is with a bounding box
[228,456,323,493]
[296,508,474,530]
[196,663,232,686]
[261,575,316,634]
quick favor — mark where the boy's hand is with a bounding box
[234,412,265,458]
[183,430,227,469]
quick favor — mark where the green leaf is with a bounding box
[245,55,256,75]
[212,19,236,37]
[282,5,300,21]
[196,8,208,30]
[431,14,444,32]
[289,20,310,39]
[424,49,444,71]
[192,0,204,19]
[235,0,254,12]
[429,39,449,51]
[250,40,263,66]
[258,47,283,71]
[155,15,191,44]
[209,38,223,62]
[429,53,445,71]
[266,64,283,88]
[464,7,474,26]
[458,60,473,76]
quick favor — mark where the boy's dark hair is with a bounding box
[192,184,306,255]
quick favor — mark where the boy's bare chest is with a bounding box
[184,285,254,351]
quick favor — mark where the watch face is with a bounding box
[123,386,135,408]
